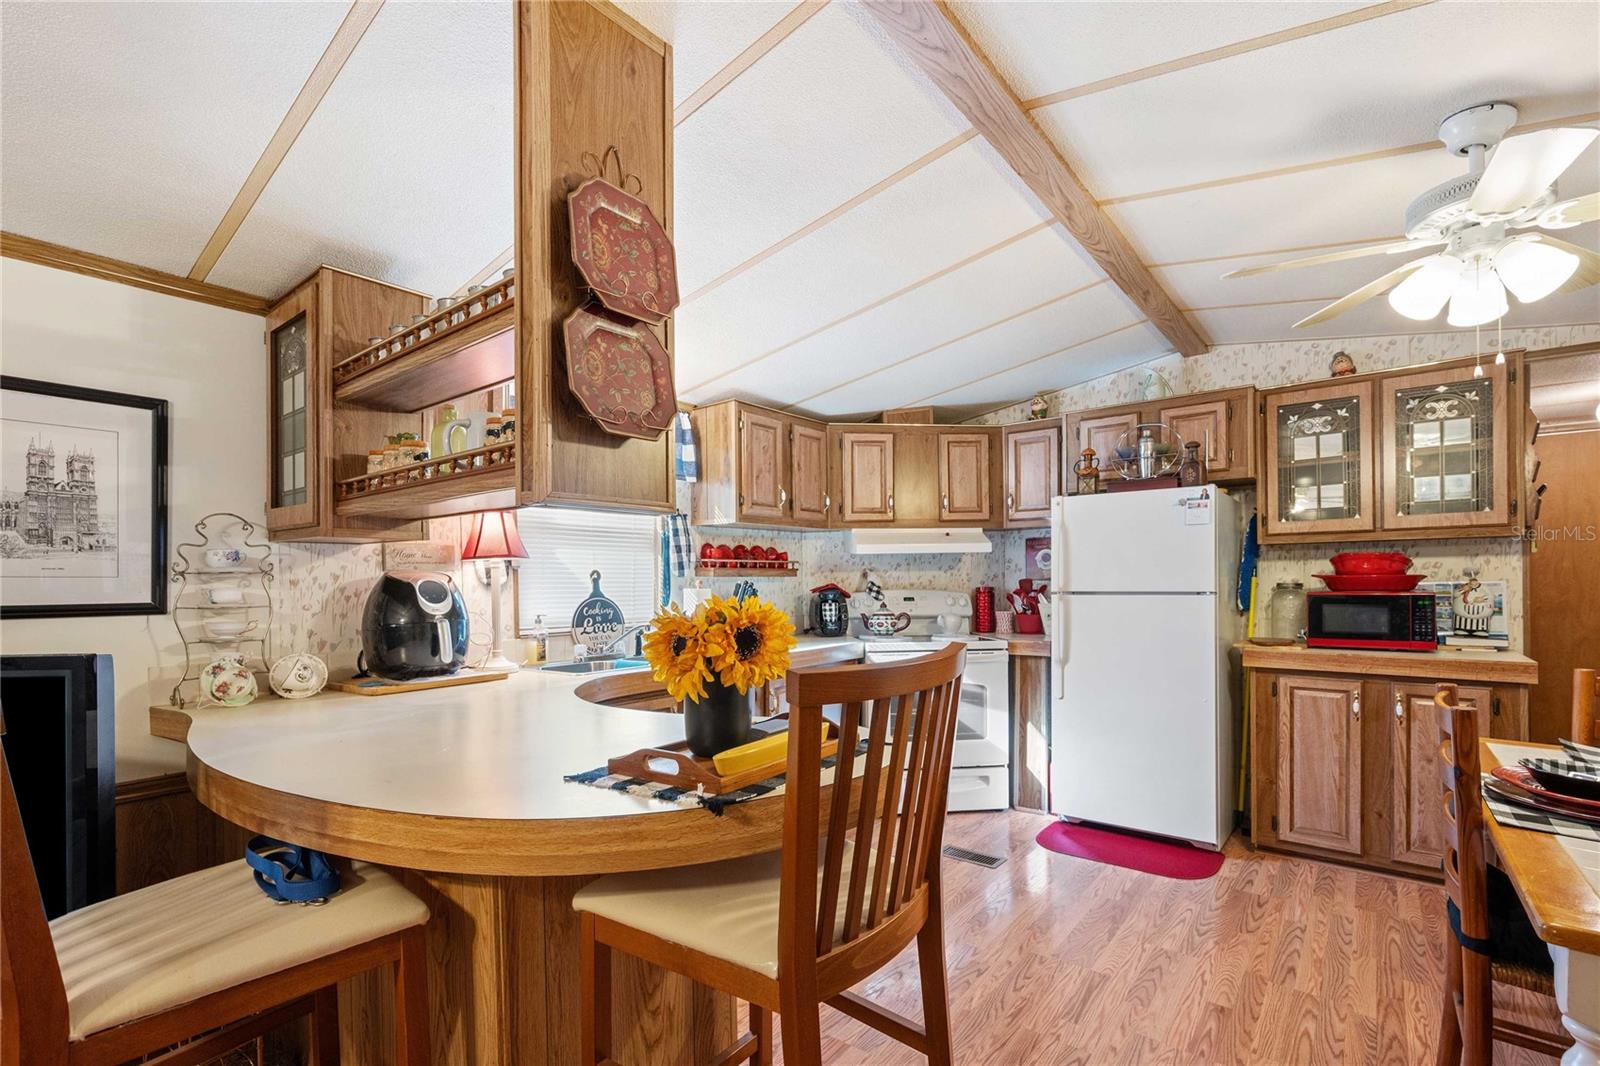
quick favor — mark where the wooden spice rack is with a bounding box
[334,441,518,519]
[333,275,515,412]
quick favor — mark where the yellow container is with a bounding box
[711,722,829,778]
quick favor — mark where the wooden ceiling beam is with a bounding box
[2,232,270,315]
[859,0,1208,357]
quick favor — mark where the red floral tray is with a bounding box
[562,305,676,440]
[568,177,679,324]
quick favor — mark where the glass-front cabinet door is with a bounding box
[264,284,318,533]
[1380,362,1509,531]
[1262,381,1375,537]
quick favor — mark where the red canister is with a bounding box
[973,586,996,633]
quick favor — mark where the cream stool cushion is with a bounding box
[50,859,428,1041]
[573,843,876,979]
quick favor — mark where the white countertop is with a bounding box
[179,637,864,824]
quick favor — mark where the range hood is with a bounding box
[847,527,993,555]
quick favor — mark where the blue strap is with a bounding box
[1446,898,1493,956]
[245,835,340,903]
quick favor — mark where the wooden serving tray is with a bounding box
[607,718,838,795]
[328,669,510,697]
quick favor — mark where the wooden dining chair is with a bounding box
[0,738,433,1066]
[574,642,967,1066]
[1433,683,1567,1066]
[1573,667,1599,746]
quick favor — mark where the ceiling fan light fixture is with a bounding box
[1493,238,1580,303]
[1446,269,1507,328]
[1387,255,1462,320]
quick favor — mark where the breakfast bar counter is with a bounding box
[149,637,863,1065]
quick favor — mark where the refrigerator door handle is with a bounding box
[1051,593,1067,694]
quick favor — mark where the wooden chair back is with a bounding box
[778,642,965,993]
[1574,668,1599,747]
[1436,682,1488,943]
[0,734,71,1062]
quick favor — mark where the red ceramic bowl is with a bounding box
[712,544,732,560]
[732,544,750,561]
[1329,551,1412,575]
[699,543,714,560]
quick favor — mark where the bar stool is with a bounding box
[574,642,967,1065]
[1,738,432,1066]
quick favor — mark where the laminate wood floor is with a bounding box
[753,809,1563,1065]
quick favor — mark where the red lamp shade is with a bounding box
[462,510,528,561]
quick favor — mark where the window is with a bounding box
[513,507,659,633]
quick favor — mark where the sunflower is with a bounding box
[705,595,797,694]
[642,606,718,702]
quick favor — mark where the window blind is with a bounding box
[513,508,658,633]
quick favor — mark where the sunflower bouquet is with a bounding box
[642,594,797,703]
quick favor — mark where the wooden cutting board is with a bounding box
[327,670,510,696]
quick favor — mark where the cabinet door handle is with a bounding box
[942,493,950,512]
[887,494,895,514]
[1394,695,1404,720]
[778,486,787,508]
[823,493,831,514]
[1352,693,1361,720]
[1006,492,1015,514]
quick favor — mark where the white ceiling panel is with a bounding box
[682,224,1106,407]
[207,2,513,298]
[1035,2,1600,200]
[950,1,1361,103]
[674,138,1053,391]
[921,322,1171,408]
[672,2,969,294]
[612,0,796,108]
[0,1,350,278]
[1109,150,1479,267]
[805,281,1141,415]
[1193,285,1600,346]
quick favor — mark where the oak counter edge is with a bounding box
[1236,641,1537,686]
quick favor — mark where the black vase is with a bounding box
[683,682,753,758]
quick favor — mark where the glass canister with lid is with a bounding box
[1265,581,1308,643]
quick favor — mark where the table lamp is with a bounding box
[463,510,528,672]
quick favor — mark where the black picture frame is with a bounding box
[0,376,169,619]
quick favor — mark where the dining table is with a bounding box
[1481,739,1600,1066]
[151,638,865,1066]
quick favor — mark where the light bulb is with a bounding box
[1447,269,1508,328]
[1388,255,1462,321]
[1494,238,1579,303]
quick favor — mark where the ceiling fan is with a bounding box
[1224,102,1600,329]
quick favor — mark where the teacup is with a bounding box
[204,618,258,642]
[204,548,246,570]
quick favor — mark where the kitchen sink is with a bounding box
[538,657,649,674]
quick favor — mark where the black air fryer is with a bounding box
[359,572,469,680]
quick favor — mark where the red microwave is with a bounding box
[1305,591,1437,652]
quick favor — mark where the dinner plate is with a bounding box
[1520,756,1600,801]
[1483,776,1600,826]
[568,177,679,324]
[1492,765,1600,814]
[1313,572,1426,592]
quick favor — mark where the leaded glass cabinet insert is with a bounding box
[1393,378,1492,515]
[1262,381,1375,537]
[272,313,308,508]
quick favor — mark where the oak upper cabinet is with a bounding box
[737,408,787,521]
[1379,362,1511,533]
[938,432,992,523]
[839,431,896,523]
[1389,681,1491,868]
[788,419,830,526]
[1273,674,1363,855]
[265,268,427,543]
[1261,380,1376,540]
[1154,386,1254,483]
[690,402,828,528]
[1002,421,1061,526]
[1066,407,1140,489]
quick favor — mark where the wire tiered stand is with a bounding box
[169,513,273,707]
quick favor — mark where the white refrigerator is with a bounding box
[1047,486,1239,849]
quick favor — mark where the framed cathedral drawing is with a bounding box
[0,377,168,618]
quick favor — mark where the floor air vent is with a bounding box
[941,845,1005,869]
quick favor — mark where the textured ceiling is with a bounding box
[2,0,1596,420]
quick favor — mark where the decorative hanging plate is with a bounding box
[562,305,676,440]
[568,176,679,323]
[572,570,626,655]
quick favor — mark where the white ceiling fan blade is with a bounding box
[1536,192,1600,230]
[1469,127,1599,216]
[1293,257,1434,328]
[1221,239,1439,279]
[1526,233,1600,295]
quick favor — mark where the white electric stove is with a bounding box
[845,589,1010,812]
